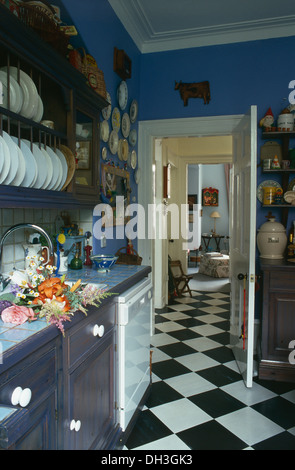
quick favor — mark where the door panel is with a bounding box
[230,106,257,388]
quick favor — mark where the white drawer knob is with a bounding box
[70,419,81,432]
[11,386,22,406]
[19,388,32,407]
[11,386,32,407]
[93,324,105,337]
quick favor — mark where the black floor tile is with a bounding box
[197,364,242,387]
[152,359,192,380]
[145,380,183,408]
[177,420,247,450]
[157,342,197,358]
[188,388,246,418]
[125,409,172,449]
[252,431,295,450]
[252,396,295,429]
[202,346,235,363]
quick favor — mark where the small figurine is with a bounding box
[271,155,280,169]
[259,108,274,130]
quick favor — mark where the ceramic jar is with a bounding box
[257,217,287,259]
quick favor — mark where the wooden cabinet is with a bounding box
[259,260,295,382]
[0,4,107,209]
[61,301,119,450]
[261,132,295,227]
[0,337,60,449]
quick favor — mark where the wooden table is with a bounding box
[202,234,224,252]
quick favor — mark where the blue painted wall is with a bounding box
[60,1,295,274]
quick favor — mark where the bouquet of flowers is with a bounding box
[0,257,114,335]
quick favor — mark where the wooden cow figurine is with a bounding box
[175,80,211,106]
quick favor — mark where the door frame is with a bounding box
[137,115,243,279]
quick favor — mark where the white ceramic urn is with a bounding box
[257,217,287,259]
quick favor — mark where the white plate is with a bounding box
[0,141,5,180]
[39,147,53,189]
[102,92,111,120]
[33,95,44,122]
[130,149,137,169]
[121,112,130,138]
[117,81,128,110]
[129,128,137,147]
[1,67,38,119]
[257,180,282,203]
[102,147,107,160]
[100,120,110,142]
[0,136,10,184]
[42,144,62,190]
[53,147,68,191]
[11,142,26,187]
[111,107,120,132]
[130,99,138,123]
[22,140,47,189]
[109,129,119,155]
[0,70,23,114]
[11,136,36,188]
[1,131,18,184]
[134,168,141,184]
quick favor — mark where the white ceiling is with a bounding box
[108,0,295,53]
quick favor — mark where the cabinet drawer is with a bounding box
[0,344,57,409]
[67,303,116,369]
[269,271,295,291]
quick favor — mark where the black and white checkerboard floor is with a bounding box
[125,290,295,450]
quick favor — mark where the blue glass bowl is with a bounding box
[90,254,118,271]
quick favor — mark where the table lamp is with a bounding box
[210,211,221,234]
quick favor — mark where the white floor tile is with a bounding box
[167,304,196,312]
[198,306,228,315]
[191,324,224,336]
[216,407,284,446]
[155,321,186,333]
[175,351,219,372]
[151,332,179,347]
[151,398,212,433]
[183,336,221,352]
[165,371,216,396]
[133,434,191,450]
[282,390,295,404]
[221,380,277,406]
[151,348,171,363]
[197,313,226,323]
[161,312,191,321]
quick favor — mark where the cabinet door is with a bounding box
[267,292,295,361]
[65,330,116,450]
[10,392,57,450]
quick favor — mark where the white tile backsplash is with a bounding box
[0,207,93,272]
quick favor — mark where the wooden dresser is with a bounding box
[259,259,295,383]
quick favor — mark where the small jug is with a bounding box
[23,243,49,269]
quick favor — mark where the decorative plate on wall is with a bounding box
[117,81,128,110]
[101,92,112,120]
[121,112,130,138]
[130,99,138,123]
[111,107,120,132]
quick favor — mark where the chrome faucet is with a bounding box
[0,223,54,292]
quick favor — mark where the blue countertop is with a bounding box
[0,263,150,427]
[0,263,149,356]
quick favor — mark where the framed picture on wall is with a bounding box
[202,187,219,206]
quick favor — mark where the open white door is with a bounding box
[230,105,257,388]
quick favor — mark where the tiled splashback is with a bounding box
[0,208,93,273]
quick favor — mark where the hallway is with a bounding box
[125,289,295,450]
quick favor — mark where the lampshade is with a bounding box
[210,211,221,234]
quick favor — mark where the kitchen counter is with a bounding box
[0,263,151,449]
[0,263,151,359]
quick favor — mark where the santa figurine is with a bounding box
[259,108,274,130]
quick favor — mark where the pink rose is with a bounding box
[1,305,35,325]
